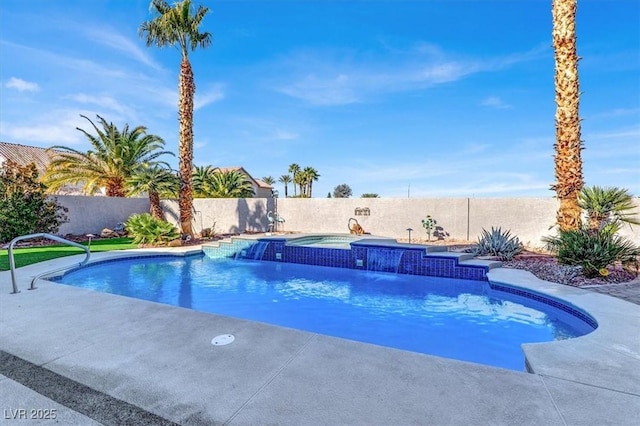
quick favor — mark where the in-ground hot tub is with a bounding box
[285,234,395,248]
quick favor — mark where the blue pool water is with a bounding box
[53,254,595,371]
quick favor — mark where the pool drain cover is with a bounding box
[212,334,235,346]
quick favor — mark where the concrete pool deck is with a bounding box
[1,247,639,425]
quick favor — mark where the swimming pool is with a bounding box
[52,254,595,371]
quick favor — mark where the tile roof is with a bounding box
[0,141,61,175]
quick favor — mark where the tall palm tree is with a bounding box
[127,164,179,219]
[288,163,300,197]
[302,166,320,198]
[551,0,583,231]
[43,115,172,197]
[278,174,291,197]
[140,0,212,237]
[294,172,306,197]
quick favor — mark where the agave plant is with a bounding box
[472,227,523,261]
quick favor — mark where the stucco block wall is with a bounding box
[275,198,470,241]
[48,196,639,248]
[161,198,273,234]
[52,195,150,236]
[467,198,559,248]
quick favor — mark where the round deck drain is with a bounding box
[212,334,235,346]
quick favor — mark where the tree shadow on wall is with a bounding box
[230,199,271,234]
[161,200,179,229]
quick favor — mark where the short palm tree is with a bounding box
[208,169,255,198]
[279,174,291,197]
[43,115,172,197]
[578,186,639,232]
[127,165,179,219]
[140,0,212,237]
[192,165,215,198]
[551,0,583,231]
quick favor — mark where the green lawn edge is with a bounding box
[0,237,138,271]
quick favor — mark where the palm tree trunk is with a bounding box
[551,0,583,231]
[178,57,195,236]
[284,183,288,197]
[106,178,126,197]
[149,191,163,220]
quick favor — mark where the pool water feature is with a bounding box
[52,254,595,371]
[234,241,269,260]
[205,235,488,280]
[366,247,404,273]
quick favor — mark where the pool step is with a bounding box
[421,250,502,272]
[202,236,263,259]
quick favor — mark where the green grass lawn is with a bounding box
[0,237,138,271]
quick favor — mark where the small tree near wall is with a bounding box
[333,184,352,198]
[0,160,68,243]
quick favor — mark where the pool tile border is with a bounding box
[203,236,491,281]
[490,283,598,329]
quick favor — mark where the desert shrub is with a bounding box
[125,213,179,246]
[421,215,437,241]
[471,227,523,261]
[0,160,68,244]
[578,185,639,232]
[544,229,640,278]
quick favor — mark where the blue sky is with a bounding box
[1,0,638,198]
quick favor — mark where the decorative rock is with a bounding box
[167,239,182,247]
[100,228,117,238]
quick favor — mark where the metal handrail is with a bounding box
[7,233,90,294]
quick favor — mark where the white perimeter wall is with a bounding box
[52,196,640,248]
[52,195,150,236]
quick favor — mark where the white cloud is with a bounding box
[85,27,164,71]
[481,96,512,109]
[273,129,299,140]
[194,84,225,110]
[589,107,640,119]
[272,44,547,106]
[5,77,39,92]
[277,73,360,106]
[65,93,134,117]
[411,181,550,197]
[319,134,558,198]
[0,109,107,145]
[587,128,640,140]
[1,40,130,80]
[2,121,81,145]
